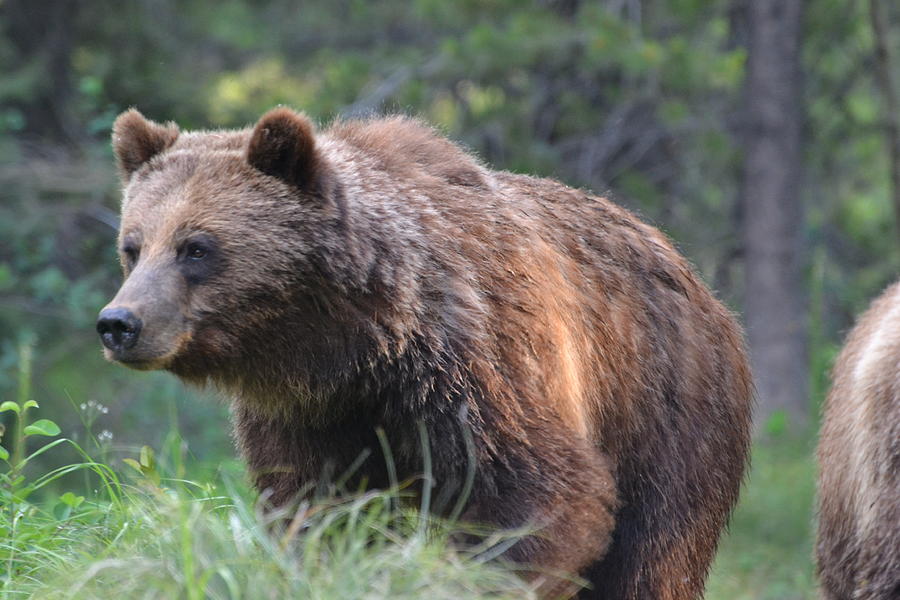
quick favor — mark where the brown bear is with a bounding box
[97,107,753,599]
[816,280,900,600]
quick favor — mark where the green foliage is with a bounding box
[0,346,124,594]
[22,419,61,438]
[122,445,161,486]
[29,483,537,599]
[804,0,900,334]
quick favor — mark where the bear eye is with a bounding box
[185,242,208,260]
[122,244,140,266]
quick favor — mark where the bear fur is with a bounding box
[100,107,753,599]
[816,279,900,600]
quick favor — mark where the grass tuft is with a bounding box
[4,466,538,600]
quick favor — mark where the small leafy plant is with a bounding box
[0,340,121,593]
[0,341,64,502]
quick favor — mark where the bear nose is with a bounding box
[97,308,142,351]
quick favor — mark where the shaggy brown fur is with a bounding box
[816,280,900,600]
[100,107,753,599]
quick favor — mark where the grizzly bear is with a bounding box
[97,107,753,599]
[816,280,900,600]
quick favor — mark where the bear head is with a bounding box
[97,108,346,384]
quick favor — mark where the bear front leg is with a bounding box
[231,404,387,507]
[465,438,618,597]
[231,404,312,506]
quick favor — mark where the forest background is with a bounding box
[0,1,898,598]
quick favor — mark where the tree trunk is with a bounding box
[868,0,900,241]
[740,0,808,431]
[1,0,81,144]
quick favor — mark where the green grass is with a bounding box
[706,436,817,600]
[33,488,535,599]
[1,441,538,600]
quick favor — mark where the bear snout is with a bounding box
[97,307,143,352]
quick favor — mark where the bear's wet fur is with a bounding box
[102,107,753,599]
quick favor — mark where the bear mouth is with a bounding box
[104,329,194,371]
[105,346,178,371]
[117,357,166,371]
[110,353,171,371]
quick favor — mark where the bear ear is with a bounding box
[112,109,180,181]
[246,107,326,193]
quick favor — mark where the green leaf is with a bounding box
[122,458,143,473]
[53,503,72,521]
[12,484,34,503]
[0,446,8,461]
[139,445,155,469]
[22,400,38,410]
[23,419,61,437]
[0,401,19,414]
[59,492,84,508]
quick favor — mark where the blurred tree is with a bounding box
[868,0,900,238]
[0,0,81,144]
[739,0,808,429]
